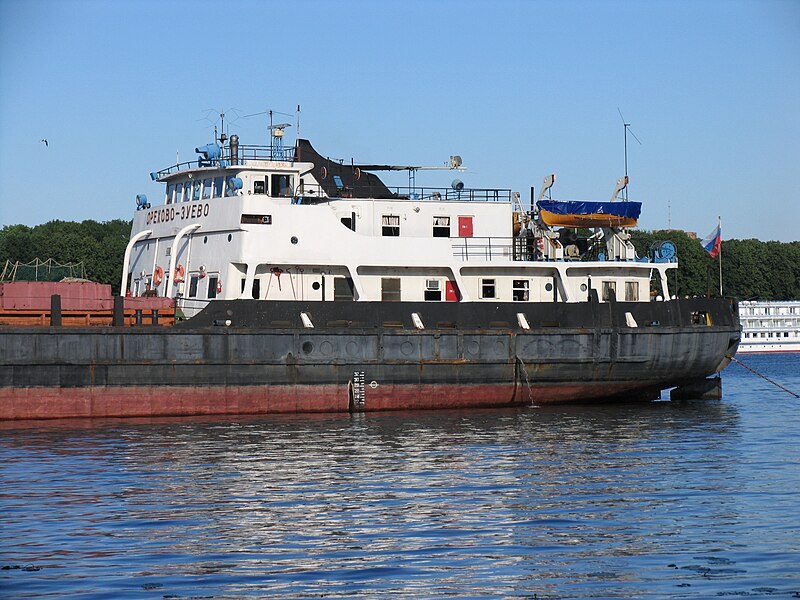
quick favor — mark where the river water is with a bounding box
[2,353,799,599]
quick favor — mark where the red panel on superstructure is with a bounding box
[458,216,473,237]
[445,280,459,301]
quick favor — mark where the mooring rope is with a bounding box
[726,354,800,398]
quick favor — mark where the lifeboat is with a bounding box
[537,200,641,228]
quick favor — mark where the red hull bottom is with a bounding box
[0,381,662,421]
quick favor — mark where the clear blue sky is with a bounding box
[1,0,798,241]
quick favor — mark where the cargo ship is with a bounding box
[0,119,741,419]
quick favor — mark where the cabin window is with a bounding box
[334,277,355,301]
[253,179,266,195]
[625,281,639,301]
[425,279,442,301]
[202,178,212,199]
[382,215,400,237]
[188,275,199,298]
[271,174,292,197]
[602,281,617,301]
[192,181,201,201]
[208,276,219,299]
[167,184,175,204]
[381,278,401,302]
[512,280,529,302]
[433,216,450,238]
[175,182,183,203]
[213,176,224,197]
[480,278,496,299]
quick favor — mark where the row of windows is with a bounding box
[478,279,639,301]
[167,178,226,203]
[743,331,794,338]
[375,215,473,238]
[166,174,296,204]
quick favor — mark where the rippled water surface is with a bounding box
[2,354,799,598]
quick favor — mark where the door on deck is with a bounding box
[458,216,473,238]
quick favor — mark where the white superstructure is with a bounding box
[738,300,800,353]
[122,128,679,319]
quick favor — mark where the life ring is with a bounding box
[320,166,328,180]
[174,264,185,283]
[153,266,164,286]
[536,237,545,251]
[216,280,223,294]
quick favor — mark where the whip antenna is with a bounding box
[617,108,642,200]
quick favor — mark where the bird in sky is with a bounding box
[40,139,48,147]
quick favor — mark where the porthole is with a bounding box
[580,283,588,292]
[312,282,321,290]
[227,234,232,242]
[545,283,553,291]
[203,236,208,244]
[291,236,298,244]
[302,341,314,354]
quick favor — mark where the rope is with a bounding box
[726,354,799,398]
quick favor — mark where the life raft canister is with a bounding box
[153,266,164,286]
[174,264,185,283]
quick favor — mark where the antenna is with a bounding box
[617,108,641,200]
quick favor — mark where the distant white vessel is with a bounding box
[738,300,800,353]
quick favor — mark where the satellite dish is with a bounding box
[451,179,464,191]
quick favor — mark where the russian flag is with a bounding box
[701,224,722,258]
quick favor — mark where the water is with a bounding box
[2,354,799,599]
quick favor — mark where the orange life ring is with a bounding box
[174,264,185,283]
[153,266,164,286]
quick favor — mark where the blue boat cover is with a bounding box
[537,200,642,218]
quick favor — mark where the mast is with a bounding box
[718,215,723,296]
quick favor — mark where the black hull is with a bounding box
[0,298,741,420]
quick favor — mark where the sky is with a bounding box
[0,0,798,242]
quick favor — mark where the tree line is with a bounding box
[0,220,798,299]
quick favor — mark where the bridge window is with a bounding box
[188,275,199,298]
[382,215,400,237]
[167,184,175,204]
[175,183,183,203]
[625,281,639,301]
[192,181,201,201]
[213,177,224,197]
[271,174,293,197]
[334,277,355,301]
[202,178,212,199]
[433,216,450,237]
[480,278,496,299]
[602,281,616,301]
[381,278,401,302]
[512,280,529,301]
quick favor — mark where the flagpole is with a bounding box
[718,215,723,296]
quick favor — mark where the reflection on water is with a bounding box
[2,354,799,598]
